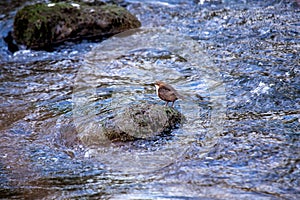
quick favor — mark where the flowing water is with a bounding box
[0,0,299,199]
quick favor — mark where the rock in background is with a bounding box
[13,2,141,50]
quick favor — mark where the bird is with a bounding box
[154,81,184,107]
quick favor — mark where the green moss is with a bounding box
[13,2,141,49]
[101,4,126,13]
[14,2,80,48]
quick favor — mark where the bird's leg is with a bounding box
[165,101,169,106]
[171,101,175,107]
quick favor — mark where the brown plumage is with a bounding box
[154,81,183,107]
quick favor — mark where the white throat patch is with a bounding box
[155,85,159,96]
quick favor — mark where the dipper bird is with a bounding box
[154,81,183,107]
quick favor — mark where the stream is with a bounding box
[0,0,299,199]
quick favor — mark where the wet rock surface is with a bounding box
[103,104,184,141]
[13,2,141,50]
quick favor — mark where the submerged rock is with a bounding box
[103,104,185,142]
[13,2,141,50]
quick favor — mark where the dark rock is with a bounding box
[4,31,19,53]
[13,2,141,50]
[103,104,185,142]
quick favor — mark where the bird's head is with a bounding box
[154,81,165,88]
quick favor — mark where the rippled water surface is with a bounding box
[0,0,299,199]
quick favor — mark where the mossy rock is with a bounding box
[13,2,141,50]
[103,104,185,142]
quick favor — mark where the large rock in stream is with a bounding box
[13,2,141,50]
[103,104,185,142]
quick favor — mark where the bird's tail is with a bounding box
[176,92,185,100]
